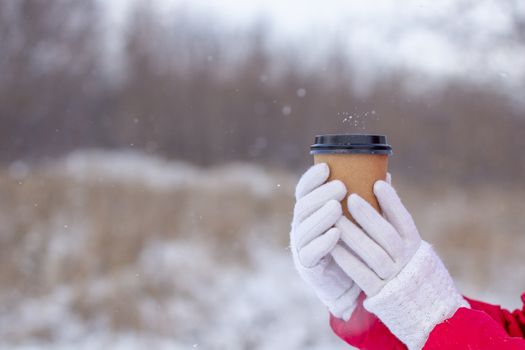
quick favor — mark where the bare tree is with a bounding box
[0,0,102,160]
[1,1,524,186]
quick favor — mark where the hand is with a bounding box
[331,179,422,296]
[290,163,361,320]
[331,179,468,350]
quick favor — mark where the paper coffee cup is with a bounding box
[310,134,392,223]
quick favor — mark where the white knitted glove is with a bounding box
[290,163,361,320]
[331,179,469,350]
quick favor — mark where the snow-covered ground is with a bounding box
[0,150,524,349]
[0,151,347,349]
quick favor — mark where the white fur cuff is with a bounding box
[363,241,469,350]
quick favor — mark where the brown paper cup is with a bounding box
[310,134,392,223]
[314,154,388,222]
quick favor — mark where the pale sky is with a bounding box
[108,0,525,92]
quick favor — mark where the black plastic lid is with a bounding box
[310,134,392,155]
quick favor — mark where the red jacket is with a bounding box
[330,292,525,349]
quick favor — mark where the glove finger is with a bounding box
[347,194,404,262]
[336,216,396,280]
[293,180,346,225]
[373,180,420,243]
[300,257,354,303]
[386,172,392,185]
[294,199,342,248]
[299,227,340,268]
[331,244,384,297]
[295,163,329,200]
[328,283,361,321]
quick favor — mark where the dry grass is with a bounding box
[0,152,524,347]
[398,183,525,303]
[0,153,296,344]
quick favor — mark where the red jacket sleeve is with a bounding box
[425,293,525,349]
[423,307,525,349]
[329,292,407,349]
[464,293,525,338]
[330,293,525,349]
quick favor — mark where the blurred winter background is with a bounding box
[1,0,525,349]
